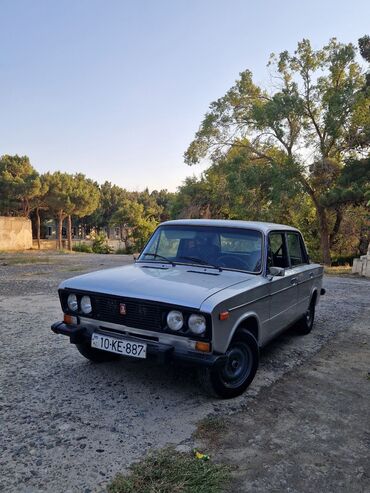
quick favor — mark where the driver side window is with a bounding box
[268,232,290,270]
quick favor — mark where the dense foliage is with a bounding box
[0,36,368,262]
[185,37,370,264]
[0,155,173,252]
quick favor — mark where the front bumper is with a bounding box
[51,321,226,368]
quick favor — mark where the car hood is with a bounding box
[59,262,256,309]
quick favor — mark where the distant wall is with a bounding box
[0,216,33,251]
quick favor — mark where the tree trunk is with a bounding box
[67,215,72,251]
[303,182,332,266]
[358,226,369,255]
[329,208,343,249]
[57,212,64,250]
[120,226,126,249]
[316,206,331,265]
[36,207,41,250]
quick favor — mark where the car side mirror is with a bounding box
[133,251,142,261]
[269,266,285,277]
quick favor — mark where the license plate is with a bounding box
[91,333,147,359]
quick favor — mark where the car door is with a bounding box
[267,231,298,338]
[286,231,313,317]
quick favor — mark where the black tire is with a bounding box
[296,297,316,335]
[75,342,120,363]
[199,330,259,399]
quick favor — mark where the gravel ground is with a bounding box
[210,316,370,493]
[0,252,369,492]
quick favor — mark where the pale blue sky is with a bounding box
[1,0,369,191]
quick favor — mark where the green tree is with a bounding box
[185,38,370,264]
[324,156,370,207]
[30,174,49,249]
[359,35,370,65]
[150,189,176,221]
[136,188,164,222]
[91,181,129,229]
[172,176,214,219]
[356,35,370,146]
[110,198,157,251]
[45,172,99,250]
[44,172,74,249]
[65,174,100,250]
[0,154,41,216]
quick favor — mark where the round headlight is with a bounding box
[67,293,78,312]
[188,314,206,335]
[167,310,184,331]
[80,295,92,314]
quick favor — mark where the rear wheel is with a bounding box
[296,297,315,335]
[199,331,259,398]
[76,342,119,363]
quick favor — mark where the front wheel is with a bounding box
[75,342,120,363]
[199,331,259,398]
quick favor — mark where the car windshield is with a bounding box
[138,225,263,273]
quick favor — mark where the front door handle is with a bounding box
[309,272,314,278]
[290,277,297,285]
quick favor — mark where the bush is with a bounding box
[115,248,127,254]
[73,243,93,253]
[91,233,113,254]
[331,255,355,266]
[124,244,137,255]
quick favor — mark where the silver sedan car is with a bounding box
[51,220,325,398]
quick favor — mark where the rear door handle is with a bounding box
[290,277,297,285]
[309,272,314,278]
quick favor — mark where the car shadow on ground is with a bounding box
[47,323,309,406]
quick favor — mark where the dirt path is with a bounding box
[202,316,370,493]
[0,252,369,492]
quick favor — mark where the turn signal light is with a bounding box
[219,311,229,321]
[64,314,77,325]
[195,341,211,352]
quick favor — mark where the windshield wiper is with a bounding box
[178,256,222,272]
[140,253,176,266]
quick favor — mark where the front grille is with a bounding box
[92,294,163,331]
[59,289,212,340]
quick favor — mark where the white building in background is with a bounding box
[352,244,370,277]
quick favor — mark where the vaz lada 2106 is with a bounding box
[52,220,325,398]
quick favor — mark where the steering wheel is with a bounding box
[217,255,251,271]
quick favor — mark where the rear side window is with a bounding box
[287,233,307,266]
[268,232,290,269]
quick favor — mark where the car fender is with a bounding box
[225,310,262,351]
[310,286,319,307]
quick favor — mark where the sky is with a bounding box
[1,0,369,192]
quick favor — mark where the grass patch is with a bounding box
[0,256,53,265]
[194,416,227,445]
[324,265,352,275]
[63,266,89,272]
[107,446,230,493]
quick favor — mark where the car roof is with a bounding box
[160,219,300,234]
